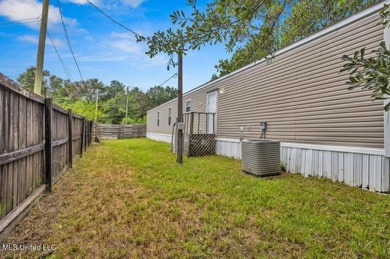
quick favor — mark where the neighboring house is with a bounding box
[147,2,390,193]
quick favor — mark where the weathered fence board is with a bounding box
[93,124,146,139]
[52,105,69,183]
[72,117,83,158]
[0,73,93,239]
[0,81,45,220]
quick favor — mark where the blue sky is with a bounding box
[0,0,231,92]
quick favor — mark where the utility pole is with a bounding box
[176,50,183,164]
[34,0,50,95]
[125,87,129,124]
[95,89,99,123]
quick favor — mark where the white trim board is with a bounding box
[147,1,389,113]
[280,142,384,156]
[215,137,241,143]
[385,25,390,157]
[215,137,385,156]
[146,132,172,143]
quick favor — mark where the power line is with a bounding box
[47,31,74,81]
[0,18,40,28]
[86,0,146,42]
[56,0,84,82]
[157,73,177,87]
[0,17,40,25]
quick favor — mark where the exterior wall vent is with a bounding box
[241,140,281,176]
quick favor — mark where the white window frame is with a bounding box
[206,91,218,134]
[185,100,191,113]
[168,107,172,126]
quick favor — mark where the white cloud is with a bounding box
[47,36,65,47]
[80,32,166,67]
[0,0,145,32]
[106,32,144,55]
[65,0,145,8]
[0,0,62,27]
[18,34,64,47]
[64,0,99,4]
[122,0,145,8]
[17,34,38,43]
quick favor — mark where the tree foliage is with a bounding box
[146,86,178,109]
[17,66,50,92]
[144,0,380,77]
[212,0,380,77]
[341,4,390,111]
[16,67,178,123]
[145,0,289,57]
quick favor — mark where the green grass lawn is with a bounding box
[3,139,390,258]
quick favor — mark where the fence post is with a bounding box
[80,118,85,157]
[87,122,90,145]
[87,121,90,146]
[190,112,194,135]
[85,121,89,149]
[96,123,99,141]
[44,98,52,193]
[68,109,73,168]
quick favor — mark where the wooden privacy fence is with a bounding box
[0,74,93,239]
[93,124,146,139]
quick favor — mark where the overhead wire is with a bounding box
[47,31,74,81]
[85,0,183,78]
[0,17,40,25]
[56,0,85,82]
[86,0,146,41]
[157,73,178,87]
[0,17,40,28]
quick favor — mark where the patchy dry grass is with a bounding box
[2,139,390,258]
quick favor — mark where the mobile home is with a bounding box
[147,2,390,193]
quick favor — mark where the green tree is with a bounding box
[47,75,72,98]
[212,0,380,77]
[57,97,105,121]
[144,0,379,77]
[146,86,178,109]
[17,66,50,93]
[101,86,149,124]
[145,0,289,58]
[102,89,127,124]
[65,78,105,102]
[15,67,177,123]
[102,80,126,101]
[341,4,390,111]
[130,87,149,119]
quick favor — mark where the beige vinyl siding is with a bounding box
[218,13,384,148]
[147,11,385,148]
[147,102,178,134]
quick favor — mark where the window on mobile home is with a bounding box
[185,100,191,113]
[168,108,172,125]
[157,112,160,126]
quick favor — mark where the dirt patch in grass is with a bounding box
[1,139,390,258]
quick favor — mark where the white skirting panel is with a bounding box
[215,138,241,159]
[147,132,172,143]
[215,138,389,193]
[281,146,389,193]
